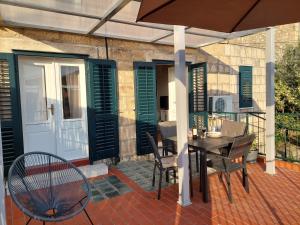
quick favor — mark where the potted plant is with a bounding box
[246,141,259,163]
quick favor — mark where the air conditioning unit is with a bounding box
[208,96,233,113]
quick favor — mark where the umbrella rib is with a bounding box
[230,0,261,32]
[137,0,175,22]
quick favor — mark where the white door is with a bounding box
[54,59,88,160]
[19,57,56,155]
[19,57,89,160]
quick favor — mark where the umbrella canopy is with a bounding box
[137,0,300,32]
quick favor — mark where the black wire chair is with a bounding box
[8,152,94,225]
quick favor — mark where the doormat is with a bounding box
[88,175,132,202]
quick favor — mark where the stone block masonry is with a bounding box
[2,24,291,159]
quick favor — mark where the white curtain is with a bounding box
[62,66,81,119]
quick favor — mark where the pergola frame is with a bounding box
[0,0,276,219]
[0,0,266,48]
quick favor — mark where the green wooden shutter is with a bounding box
[189,62,208,129]
[0,53,23,175]
[134,62,157,155]
[239,66,253,108]
[87,59,119,161]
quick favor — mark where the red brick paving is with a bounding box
[6,163,300,225]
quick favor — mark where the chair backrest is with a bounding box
[158,121,177,138]
[146,132,162,167]
[8,152,90,222]
[221,120,247,138]
[228,134,256,160]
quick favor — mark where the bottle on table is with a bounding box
[192,125,198,140]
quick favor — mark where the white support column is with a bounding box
[0,123,7,225]
[266,27,276,175]
[174,25,191,206]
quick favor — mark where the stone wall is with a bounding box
[0,26,267,159]
[201,43,266,112]
[228,23,300,60]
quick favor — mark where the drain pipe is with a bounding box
[105,37,109,60]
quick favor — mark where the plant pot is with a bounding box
[247,149,258,163]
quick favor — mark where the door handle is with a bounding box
[49,104,54,116]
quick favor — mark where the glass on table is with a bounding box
[200,126,207,139]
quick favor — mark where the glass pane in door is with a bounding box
[22,64,48,123]
[61,66,82,119]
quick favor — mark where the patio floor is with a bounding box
[5,162,300,225]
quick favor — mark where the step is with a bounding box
[78,163,108,178]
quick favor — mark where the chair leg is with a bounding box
[78,199,94,225]
[243,167,249,193]
[218,172,223,182]
[152,164,156,187]
[83,208,94,225]
[196,151,199,172]
[173,169,176,184]
[166,170,169,183]
[43,221,45,225]
[26,217,32,225]
[225,172,232,203]
[158,170,163,200]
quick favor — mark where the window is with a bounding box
[22,63,48,123]
[61,66,82,119]
[239,66,253,108]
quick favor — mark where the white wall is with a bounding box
[0,123,7,225]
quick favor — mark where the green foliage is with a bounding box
[275,113,300,161]
[274,43,300,161]
[276,113,300,130]
[275,43,300,113]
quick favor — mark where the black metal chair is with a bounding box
[8,152,94,225]
[207,134,255,203]
[159,122,200,173]
[146,132,177,200]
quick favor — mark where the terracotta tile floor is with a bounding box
[5,163,300,225]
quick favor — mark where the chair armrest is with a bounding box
[161,155,177,160]
[207,152,231,161]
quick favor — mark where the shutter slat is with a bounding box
[239,66,253,108]
[0,54,23,176]
[0,60,12,122]
[134,62,157,155]
[189,63,208,129]
[87,59,119,161]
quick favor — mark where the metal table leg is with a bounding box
[199,148,202,192]
[201,151,209,203]
[188,149,193,197]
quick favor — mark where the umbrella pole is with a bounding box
[174,25,192,206]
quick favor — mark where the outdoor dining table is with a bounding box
[167,135,234,203]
